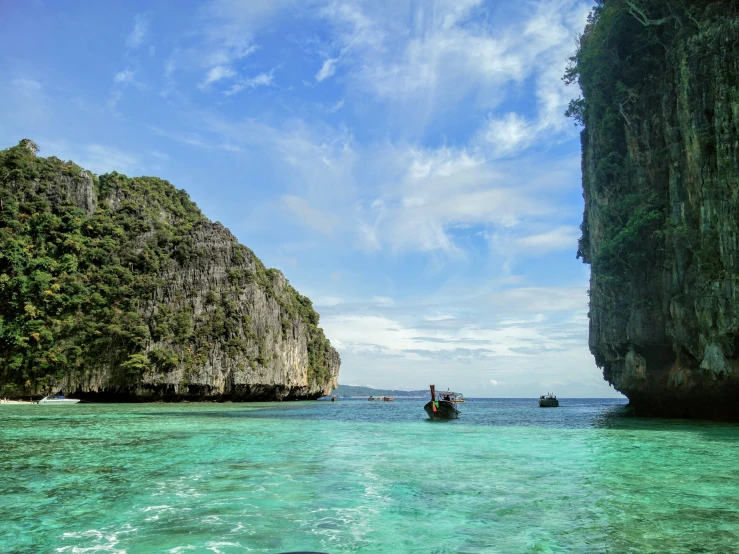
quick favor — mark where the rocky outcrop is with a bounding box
[62,219,340,401]
[0,142,339,401]
[573,1,739,418]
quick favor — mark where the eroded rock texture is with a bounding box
[0,142,339,401]
[573,1,739,418]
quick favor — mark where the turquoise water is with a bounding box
[2,399,739,553]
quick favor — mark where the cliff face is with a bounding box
[571,1,739,418]
[0,141,340,400]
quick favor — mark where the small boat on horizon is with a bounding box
[538,393,559,408]
[37,395,80,405]
[424,385,461,420]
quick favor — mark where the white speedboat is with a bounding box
[38,395,80,404]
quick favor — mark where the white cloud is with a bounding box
[114,69,136,84]
[353,144,575,254]
[372,296,394,307]
[327,100,344,112]
[180,107,579,255]
[314,296,344,307]
[321,297,578,359]
[319,1,386,52]
[192,0,296,90]
[109,68,143,109]
[314,0,589,146]
[514,226,580,253]
[199,65,237,89]
[126,14,149,49]
[480,286,588,314]
[316,58,338,82]
[225,70,275,95]
[477,113,535,158]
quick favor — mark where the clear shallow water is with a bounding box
[2,398,739,554]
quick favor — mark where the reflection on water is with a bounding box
[2,398,738,553]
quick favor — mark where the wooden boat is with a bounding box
[423,385,460,420]
[383,396,394,402]
[538,393,559,408]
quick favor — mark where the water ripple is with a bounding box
[3,399,739,552]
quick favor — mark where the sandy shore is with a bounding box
[0,400,36,405]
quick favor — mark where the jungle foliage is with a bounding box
[0,140,333,395]
[565,0,739,277]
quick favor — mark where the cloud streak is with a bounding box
[126,14,149,50]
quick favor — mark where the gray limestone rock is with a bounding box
[577,8,739,418]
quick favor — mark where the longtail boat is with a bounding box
[423,384,461,420]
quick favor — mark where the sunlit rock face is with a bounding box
[574,2,739,418]
[0,142,339,401]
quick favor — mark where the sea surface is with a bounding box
[2,398,739,553]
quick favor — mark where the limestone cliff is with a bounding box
[570,1,739,418]
[0,140,340,400]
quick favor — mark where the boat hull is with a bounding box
[424,400,459,420]
[38,398,80,404]
[538,398,559,408]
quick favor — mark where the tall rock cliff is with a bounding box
[0,140,340,400]
[569,0,739,418]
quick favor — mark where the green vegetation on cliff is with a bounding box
[566,0,738,279]
[0,140,336,397]
[567,0,739,418]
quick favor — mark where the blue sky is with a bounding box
[0,0,622,398]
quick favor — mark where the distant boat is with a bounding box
[423,385,460,420]
[538,393,559,408]
[331,395,337,402]
[38,395,80,405]
[383,396,394,402]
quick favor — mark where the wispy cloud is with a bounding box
[114,69,136,85]
[148,125,242,152]
[225,70,275,95]
[1,0,614,397]
[316,58,338,82]
[321,287,586,359]
[199,65,237,89]
[514,226,581,254]
[126,14,150,49]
